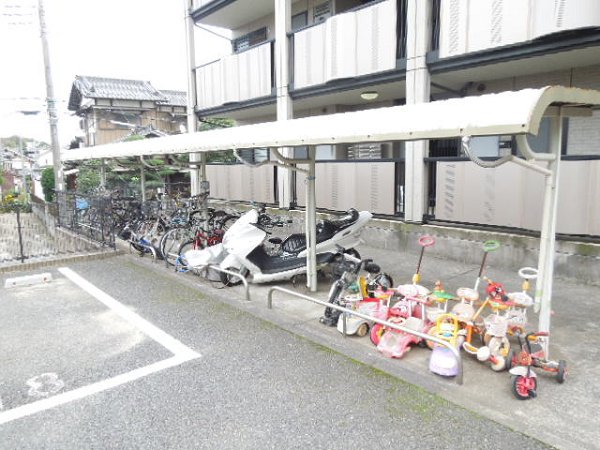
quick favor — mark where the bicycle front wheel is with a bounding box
[160,227,193,265]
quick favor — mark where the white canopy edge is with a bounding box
[63,86,600,161]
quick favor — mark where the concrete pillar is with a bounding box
[275,0,294,208]
[404,0,432,223]
[183,0,205,196]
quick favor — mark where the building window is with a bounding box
[238,148,270,163]
[292,11,308,31]
[232,27,268,53]
[314,1,331,23]
[431,0,441,52]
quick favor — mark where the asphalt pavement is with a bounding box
[0,242,598,449]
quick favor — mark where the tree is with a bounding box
[41,167,55,201]
[199,118,237,163]
[76,162,101,194]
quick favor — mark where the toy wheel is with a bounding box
[487,336,511,358]
[557,360,567,384]
[356,322,369,338]
[512,375,536,400]
[490,355,506,372]
[370,324,384,346]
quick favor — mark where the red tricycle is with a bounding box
[506,331,567,400]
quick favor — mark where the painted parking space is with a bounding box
[0,268,200,424]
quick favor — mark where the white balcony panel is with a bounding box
[356,0,397,77]
[439,0,469,57]
[196,61,223,109]
[245,43,271,101]
[435,160,600,235]
[532,0,600,39]
[440,0,600,59]
[296,162,396,215]
[326,12,357,81]
[294,0,397,89]
[195,42,272,110]
[206,164,274,204]
[294,24,327,88]
[223,56,240,104]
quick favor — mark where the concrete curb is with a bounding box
[0,249,123,274]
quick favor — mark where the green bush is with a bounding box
[41,168,55,202]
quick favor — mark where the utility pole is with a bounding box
[38,0,64,192]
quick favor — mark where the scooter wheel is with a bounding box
[220,268,244,286]
[557,360,567,384]
[512,375,536,400]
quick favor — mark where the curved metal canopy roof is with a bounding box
[63,86,600,161]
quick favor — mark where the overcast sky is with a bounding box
[0,0,230,146]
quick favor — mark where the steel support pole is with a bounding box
[140,159,146,202]
[535,112,562,356]
[306,147,317,292]
[100,158,107,189]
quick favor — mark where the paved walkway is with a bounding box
[4,233,599,449]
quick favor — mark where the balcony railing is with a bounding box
[293,0,398,90]
[195,41,273,110]
[436,0,600,58]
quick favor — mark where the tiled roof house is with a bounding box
[68,76,187,146]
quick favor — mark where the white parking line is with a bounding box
[0,267,201,425]
[58,267,199,360]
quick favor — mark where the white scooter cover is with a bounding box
[184,244,225,268]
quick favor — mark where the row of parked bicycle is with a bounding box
[114,197,566,400]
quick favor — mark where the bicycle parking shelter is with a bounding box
[63,86,600,355]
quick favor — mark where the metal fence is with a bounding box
[0,201,104,268]
[55,192,116,248]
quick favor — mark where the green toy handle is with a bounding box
[482,240,500,253]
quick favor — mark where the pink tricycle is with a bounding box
[375,286,430,358]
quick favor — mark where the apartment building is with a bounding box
[188,0,600,236]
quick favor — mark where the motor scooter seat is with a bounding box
[280,209,360,254]
[281,234,307,253]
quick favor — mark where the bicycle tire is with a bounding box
[178,238,205,258]
[160,227,193,265]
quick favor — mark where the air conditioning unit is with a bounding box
[347,143,383,160]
